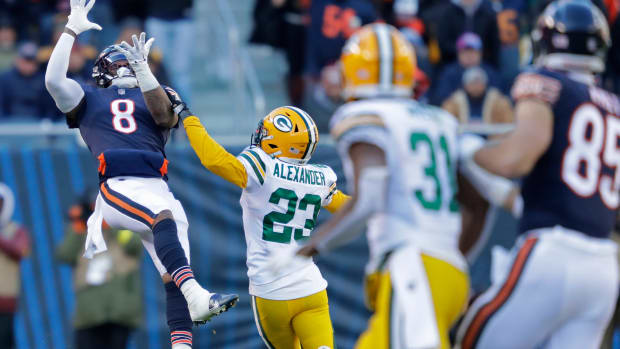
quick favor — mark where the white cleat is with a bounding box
[188,291,239,325]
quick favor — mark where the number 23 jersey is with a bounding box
[238,147,338,300]
[512,69,620,238]
[330,98,465,271]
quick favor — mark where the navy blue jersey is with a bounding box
[512,68,620,238]
[70,84,175,180]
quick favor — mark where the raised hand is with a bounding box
[66,0,102,35]
[116,32,155,67]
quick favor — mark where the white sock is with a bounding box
[180,279,211,306]
[172,344,192,349]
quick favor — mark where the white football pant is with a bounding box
[456,226,618,349]
[97,176,190,276]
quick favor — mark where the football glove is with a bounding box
[66,0,102,35]
[116,32,154,67]
[164,86,193,119]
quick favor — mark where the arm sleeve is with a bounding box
[316,166,389,253]
[183,116,248,188]
[323,190,351,213]
[45,33,85,113]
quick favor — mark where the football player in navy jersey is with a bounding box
[44,1,237,348]
[455,1,619,349]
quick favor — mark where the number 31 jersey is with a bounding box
[512,69,620,238]
[238,147,338,300]
[330,98,465,272]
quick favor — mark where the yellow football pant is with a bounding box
[356,253,469,349]
[252,289,335,349]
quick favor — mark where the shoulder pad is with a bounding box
[511,72,562,105]
[330,101,386,140]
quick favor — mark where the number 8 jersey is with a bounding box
[238,147,341,300]
[330,98,466,272]
[511,69,620,238]
[70,84,175,180]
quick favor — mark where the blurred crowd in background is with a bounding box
[0,0,192,121]
[4,0,620,132]
[253,0,620,130]
[2,0,620,126]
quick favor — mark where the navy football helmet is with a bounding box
[92,45,136,87]
[532,0,610,72]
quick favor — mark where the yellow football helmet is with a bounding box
[340,23,416,100]
[251,106,319,165]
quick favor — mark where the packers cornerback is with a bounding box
[171,97,349,349]
[283,22,520,349]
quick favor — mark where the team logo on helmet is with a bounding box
[273,114,293,132]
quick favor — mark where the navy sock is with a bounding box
[165,282,193,347]
[153,217,195,288]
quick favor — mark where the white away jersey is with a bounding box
[330,98,466,271]
[237,147,338,300]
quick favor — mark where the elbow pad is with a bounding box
[316,166,388,253]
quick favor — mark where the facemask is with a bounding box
[111,66,138,88]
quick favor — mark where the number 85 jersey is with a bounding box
[512,69,620,238]
[238,147,342,300]
[330,98,466,272]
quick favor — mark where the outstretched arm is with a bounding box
[45,0,101,120]
[299,142,388,256]
[116,33,178,128]
[473,99,553,178]
[167,94,248,188]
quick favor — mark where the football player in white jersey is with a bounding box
[168,94,349,349]
[270,23,520,349]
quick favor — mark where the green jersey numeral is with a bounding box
[262,188,322,244]
[410,132,459,212]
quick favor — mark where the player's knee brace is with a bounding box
[152,210,189,277]
[165,282,193,345]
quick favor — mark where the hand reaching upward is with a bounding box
[66,0,102,35]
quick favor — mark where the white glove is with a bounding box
[116,32,155,68]
[264,247,310,277]
[66,0,102,35]
[458,133,485,162]
[116,32,159,92]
